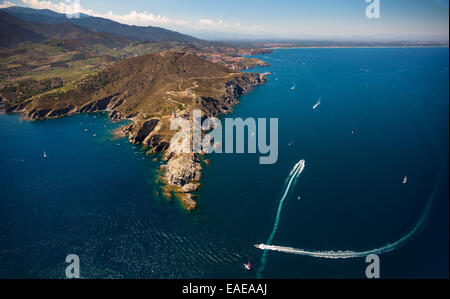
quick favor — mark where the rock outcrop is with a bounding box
[0,52,266,211]
[129,119,160,144]
[79,94,122,113]
[155,73,265,210]
[163,153,203,187]
[196,74,265,117]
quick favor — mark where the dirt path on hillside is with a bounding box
[165,73,238,108]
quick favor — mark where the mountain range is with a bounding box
[0,11,132,48]
[0,6,213,48]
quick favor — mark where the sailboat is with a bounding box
[244,262,252,271]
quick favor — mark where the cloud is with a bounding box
[98,10,189,27]
[21,0,93,14]
[18,0,261,35]
[196,18,253,32]
[19,0,188,27]
[0,1,14,8]
[198,19,214,26]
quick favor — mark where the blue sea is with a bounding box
[0,48,448,278]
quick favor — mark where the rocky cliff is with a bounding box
[0,52,266,210]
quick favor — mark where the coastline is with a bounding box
[264,45,449,50]
[0,52,267,211]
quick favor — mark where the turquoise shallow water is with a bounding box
[0,48,448,278]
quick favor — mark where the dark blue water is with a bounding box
[0,48,448,278]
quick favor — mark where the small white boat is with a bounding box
[244,262,252,270]
[291,85,296,91]
[403,176,408,184]
[313,99,321,110]
[43,152,47,159]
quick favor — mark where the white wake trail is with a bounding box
[257,160,306,278]
[256,167,443,260]
[313,99,321,110]
[268,160,305,246]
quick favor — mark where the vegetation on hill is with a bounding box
[0,7,269,210]
[0,51,266,210]
[0,12,130,49]
[1,6,213,47]
[0,9,269,99]
[10,52,240,117]
[0,77,63,103]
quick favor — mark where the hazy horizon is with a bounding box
[1,0,449,42]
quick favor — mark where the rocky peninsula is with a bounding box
[0,51,266,210]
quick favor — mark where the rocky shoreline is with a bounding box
[1,71,266,211]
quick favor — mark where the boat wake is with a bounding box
[256,166,442,261]
[257,160,306,278]
[313,98,321,110]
